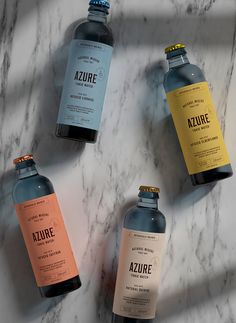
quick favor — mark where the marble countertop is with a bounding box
[1,0,236,322]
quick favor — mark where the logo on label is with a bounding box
[32,227,55,242]
[129,262,152,274]
[74,71,97,84]
[96,67,105,80]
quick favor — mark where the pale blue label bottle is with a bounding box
[57,39,113,131]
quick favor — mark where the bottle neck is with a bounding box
[137,192,159,209]
[16,162,38,179]
[168,53,189,69]
[88,6,108,23]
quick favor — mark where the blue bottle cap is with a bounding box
[89,0,110,9]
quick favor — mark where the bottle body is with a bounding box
[12,156,81,297]
[112,187,166,323]
[56,3,113,143]
[163,44,233,185]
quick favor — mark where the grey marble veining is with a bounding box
[0,0,236,322]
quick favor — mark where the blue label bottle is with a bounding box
[112,186,166,323]
[56,0,113,143]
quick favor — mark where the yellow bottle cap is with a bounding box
[13,154,33,165]
[165,43,185,54]
[139,186,160,193]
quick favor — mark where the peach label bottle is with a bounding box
[12,154,81,297]
[112,186,166,322]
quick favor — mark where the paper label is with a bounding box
[15,193,79,287]
[166,82,230,174]
[112,228,165,319]
[57,39,113,130]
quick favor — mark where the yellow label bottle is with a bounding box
[163,43,233,185]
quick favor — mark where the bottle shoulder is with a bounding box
[164,63,206,92]
[13,175,54,204]
[74,20,113,46]
[124,206,166,234]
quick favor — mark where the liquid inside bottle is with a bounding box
[12,155,81,297]
[56,0,113,143]
[163,43,233,186]
[112,186,166,323]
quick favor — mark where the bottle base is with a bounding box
[112,313,153,322]
[56,124,98,143]
[40,275,82,298]
[190,164,233,186]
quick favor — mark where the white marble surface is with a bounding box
[1,0,236,322]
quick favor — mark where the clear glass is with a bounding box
[12,159,81,297]
[56,5,114,143]
[163,50,233,185]
[112,191,166,323]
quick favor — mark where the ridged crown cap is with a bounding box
[139,186,160,193]
[89,0,110,9]
[165,43,185,54]
[13,154,33,165]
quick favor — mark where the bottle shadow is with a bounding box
[141,61,215,207]
[2,9,236,119]
[95,198,136,322]
[1,221,65,318]
[110,13,236,49]
[5,0,235,48]
[30,20,87,169]
[0,169,15,208]
[0,170,65,319]
[0,169,16,249]
[94,196,236,323]
[157,265,236,321]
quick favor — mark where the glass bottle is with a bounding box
[56,0,113,143]
[12,155,81,297]
[163,43,233,185]
[112,186,166,323]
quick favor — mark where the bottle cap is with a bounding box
[13,154,33,165]
[89,0,110,9]
[165,43,185,54]
[139,186,160,193]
